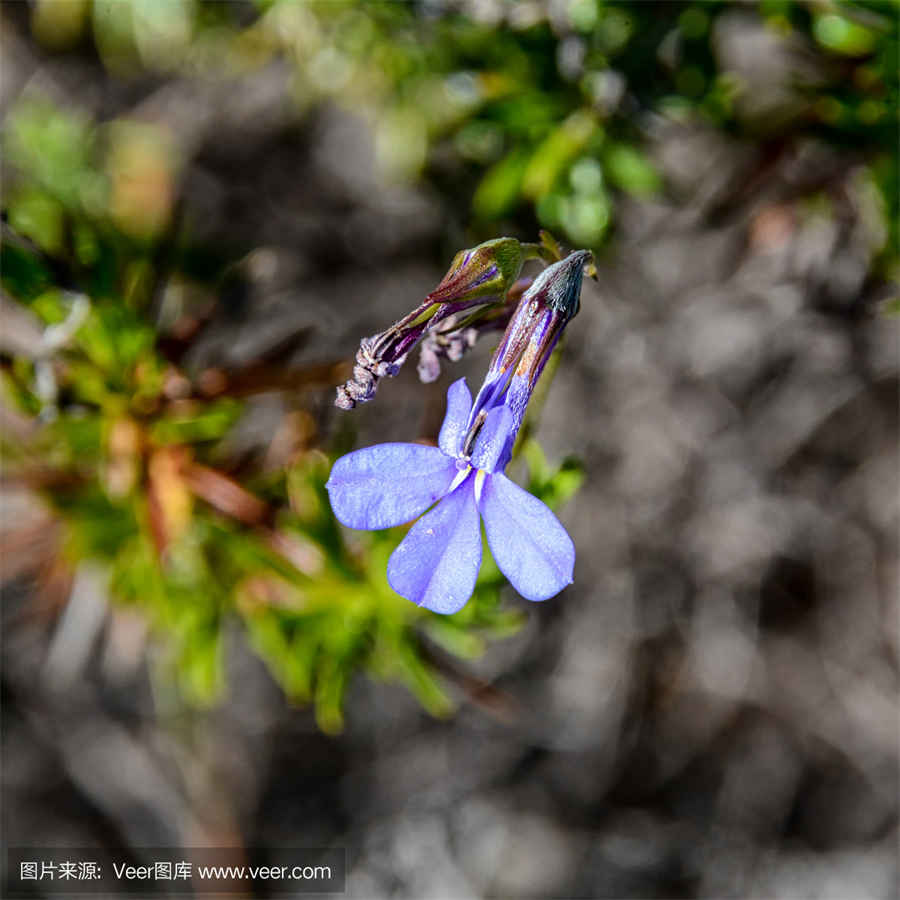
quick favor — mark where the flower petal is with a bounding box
[470,403,515,473]
[438,377,472,456]
[479,472,574,601]
[326,443,457,530]
[387,476,482,614]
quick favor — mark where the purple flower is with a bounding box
[326,251,589,614]
[326,377,575,612]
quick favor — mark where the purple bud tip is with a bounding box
[528,250,591,322]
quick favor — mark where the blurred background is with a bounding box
[1,1,898,897]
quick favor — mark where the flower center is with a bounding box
[447,465,488,502]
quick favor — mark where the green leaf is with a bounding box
[813,14,877,57]
[56,487,139,560]
[522,438,585,510]
[0,240,54,302]
[176,627,224,706]
[314,653,350,734]
[7,189,65,254]
[394,641,453,717]
[150,399,243,445]
[4,100,96,210]
[603,143,660,197]
[472,147,531,219]
[424,618,486,659]
[523,112,598,200]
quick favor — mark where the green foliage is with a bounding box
[14,0,894,258]
[1,188,572,732]
[521,439,586,512]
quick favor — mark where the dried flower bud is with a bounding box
[335,238,529,408]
